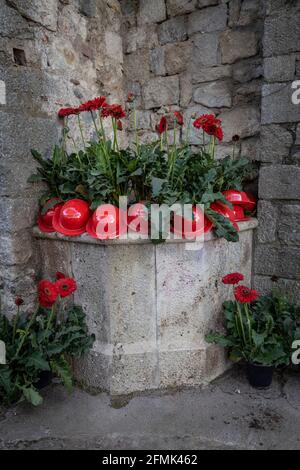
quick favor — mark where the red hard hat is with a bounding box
[86,205,126,240]
[38,199,62,233]
[223,190,256,212]
[210,202,239,231]
[53,199,91,236]
[172,206,213,239]
[232,205,250,222]
[127,202,149,235]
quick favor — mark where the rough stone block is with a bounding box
[0,231,33,266]
[143,76,180,109]
[193,32,221,67]
[138,0,167,25]
[264,10,300,57]
[166,0,197,16]
[259,165,300,200]
[264,55,296,83]
[253,275,300,305]
[296,124,300,146]
[129,110,151,130]
[158,16,187,45]
[79,0,96,17]
[232,58,262,84]
[218,105,260,143]
[188,5,227,35]
[237,0,262,26]
[197,0,219,7]
[220,30,259,64]
[255,245,300,279]
[125,50,150,84]
[0,197,39,233]
[0,0,33,39]
[7,0,58,32]
[259,125,293,163]
[180,72,193,107]
[125,25,158,53]
[165,42,191,75]
[105,31,123,64]
[150,47,166,76]
[256,200,278,244]
[193,80,232,108]
[192,65,232,84]
[278,205,300,246]
[261,83,300,124]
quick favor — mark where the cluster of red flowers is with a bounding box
[193,114,223,142]
[38,272,77,309]
[58,97,126,121]
[156,112,184,135]
[222,272,259,303]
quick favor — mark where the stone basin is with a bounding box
[34,218,258,397]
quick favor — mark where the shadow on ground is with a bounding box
[0,366,300,450]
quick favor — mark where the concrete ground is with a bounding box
[0,367,300,450]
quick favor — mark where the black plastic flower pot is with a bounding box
[35,371,53,390]
[246,363,274,389]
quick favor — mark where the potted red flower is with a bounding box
[206,273,286,389]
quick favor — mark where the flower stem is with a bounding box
[12,306,20,344]
[77,114,86,148]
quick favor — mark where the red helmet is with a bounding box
[223,190,256,212]
[232,205,250,222]
[86,205,126,240]
[38,199,62,233]
[210,202,239,231]
[53,199,91,236]
[127,202,149,235]
[172,206,213,239]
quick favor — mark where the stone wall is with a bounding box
[253,0,300,299]
[122,0,264,159]
[0,0,124,314]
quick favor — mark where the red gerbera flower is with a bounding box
[79,96,107,113]
[222,272,244,285]
[56,272,66,280]
[156,116,168,135]
[58,107,79,118]
[193,114,223,141]
[101,104,126,120]
[38,280,59,308]
[55,278,77,298]
[174,111,184,126]
[234,285,259,304]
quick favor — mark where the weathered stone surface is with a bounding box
[259,125,293,163]
[193,32,221,67]
[7,0,58,31]
[166,0,197,16]
[228,0,241,27]
[150,47,166,75]
[241,136,259,161]
[78,0,96,17]
[105,31,123,64]
[220,30,259,64]
[125,50,150,84]
[165,42,191,75]
[237,0,263,26]
[232,57,262,83]
[264,55,296,83]
[296,124,300,146]
[158,16,187,45]
[234,79,262,104]
[218,106,260,142]
[192,65,232,84]
[180,72,193,107]
[255,245,300,279]
[259,165,300,200]
[256,200,278,244]
[0,0,33,39]
[264,10,300,57]
[197,0,219,7]
[138,0,167,25]
[143,76,180,109]
[253,275,300,305]
[0,231,33,266]
[0,197,39,233]
[125,25,158,53]
[278,205,300,245]
[188,5,227,35]
[261,83,300,124]
[129,110,151,130]
[193,80,232,108]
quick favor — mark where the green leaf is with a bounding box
[27,174,44,183]
[26,352,50,371]
[21,386,43,406]
[50,356,73,393]
[252,331,265,348]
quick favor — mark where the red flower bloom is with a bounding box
[127,93,135,103]
[156,116,168,135]
[58,107,79,118]
[222,272,244,285]
[56,272,66,280]
[38,280,59,308]
[234,285,259,304]
[15,297,24,307]
[174,111,184,126]
[101,104,126,120]
[117,120,123,131]
[193,114,223,141]
[79,96,107,113]
[55,278,77,298]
